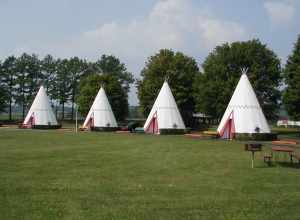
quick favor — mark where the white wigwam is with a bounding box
[143,81,185,134]
[217,69,270,139]
[23,86,58,127]
[83,87,118,129]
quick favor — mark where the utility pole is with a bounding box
[75,104,78,133]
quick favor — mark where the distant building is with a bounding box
[276,106,300,127]
[277,119,300,127]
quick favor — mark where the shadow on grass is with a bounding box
[255,161,300,169]
[256,164,276,169]
[276,161,300,169]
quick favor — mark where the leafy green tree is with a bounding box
[0,86,7,113]
[0,53,132,121]
[55,59,71,120]
[0,60,9,113]
[25,54,42,103]
[1,56,17,119]
[283,35,300,120]
[137,49,199,125]
[15,53,42,119]
[79,55,134,120]
[40,55,59,119]
[77,73,128,121]
[67,57,89,120]
[194,39,281,120]
[41,55,57,93]
[94,55,133,95]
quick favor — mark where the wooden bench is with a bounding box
[272,140,298,145]
[271,145,295,163]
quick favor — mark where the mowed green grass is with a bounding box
[1,129,300,220]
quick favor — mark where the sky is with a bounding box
[0,0,299,105]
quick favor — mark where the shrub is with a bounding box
[159,129,186,135]
[235,133,277,141]
[91,127,119,132]
[32,124,62,129]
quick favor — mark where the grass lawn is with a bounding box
[1,129,300,219]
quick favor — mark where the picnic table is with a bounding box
[271,146,294,163]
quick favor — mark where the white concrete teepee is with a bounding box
[143,81,185,134]
[83,87,118,129]
[23,86,58,127]
[217,69,270,139]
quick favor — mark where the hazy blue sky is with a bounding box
[1,0,299,105]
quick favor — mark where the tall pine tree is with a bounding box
[15,53,42,119]
[1,56,18,119]
[0,60,8,113]
[283,35,300,120]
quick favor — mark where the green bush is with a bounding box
[272,127,300,135]
[185,127,192,134]
[134,127,145,134]
[91,127,118,132]
[159,129,186,135]
[235,133,277,141]
[32,124,62,129]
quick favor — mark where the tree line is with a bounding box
[138,37,300,125]
[0,54,133,121]
[0,36,300,124]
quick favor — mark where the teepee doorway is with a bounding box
[219,112,235,139]
[145,112,159,134]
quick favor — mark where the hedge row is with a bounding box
[32,124,62,129]
[159,129,186,135]
[90,127,119,132]
[234,133,277,141]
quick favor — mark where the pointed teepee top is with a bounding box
[164,75,169,83]
[158,81,174,105]
[33,86,49,108]
[241,67,248,75]
[228,71,261,108]
[93,87,111,109]
[152,81,180,110]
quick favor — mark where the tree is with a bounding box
[67,57,89,120]
[0,60,9,113]
[94,55,133,95]
[283,35,300,120]
[0,86,7,113]
[137,49,199,126]
[41,55,57,93]
[40,55,59,119]
[0,53,133,121]
[27,54,42,102]
[1,56,17,119]
[15,53,42,119]
[81,55,134,120]
[77,73,128,121]
[194,39,282,121]
[55,59,71,120]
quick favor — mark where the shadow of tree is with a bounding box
[276,161,300,169]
